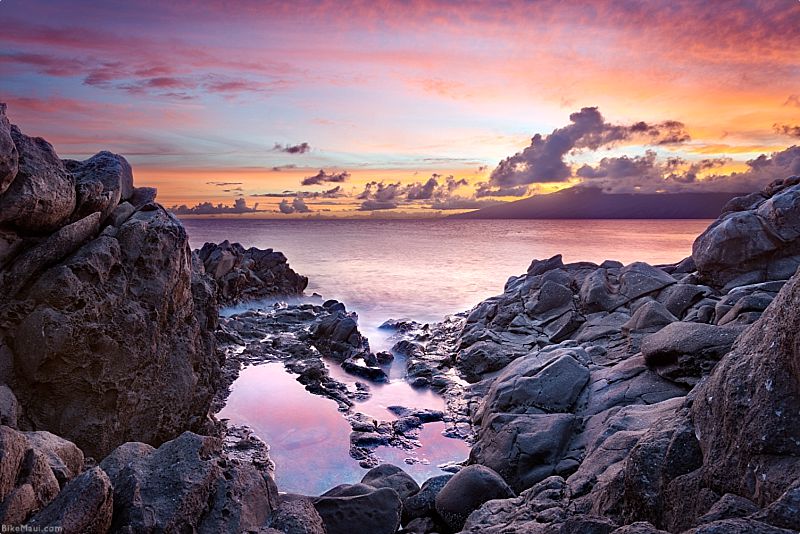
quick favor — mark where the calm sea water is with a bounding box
[184,218,710,494]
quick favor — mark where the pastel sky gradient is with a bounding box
[1,0,799,216]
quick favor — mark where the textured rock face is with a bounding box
[692,268,800,506]
[0,126,75,233]
[100,431,277,533]
[0,104,18,195]
[693,177,800,288]
[197,239,308,305]
[0,106,220,459]
[27,467,113,534]
[0,425,83,526]
[6,208,220,458]
[65,151,134,221]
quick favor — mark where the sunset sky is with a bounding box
[1,0,799,217]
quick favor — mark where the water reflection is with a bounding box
[218,362,470,495]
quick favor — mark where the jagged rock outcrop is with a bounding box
[99,431,277,533]
[197,239,308,306]
[693,176,800,288]
[0,105,220,459]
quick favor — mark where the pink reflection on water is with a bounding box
[218,363,469,495]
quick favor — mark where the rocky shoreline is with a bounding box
[0,102,799,533]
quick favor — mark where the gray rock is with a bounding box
[694,181,800,287]
[26,467,113,534]
[580,268,624,313]
[692,266,800,506]
[621,300,677,333]
[8,208,219,459]
[459,475,567,533]
[361,463,420,500]
[269,497,326,534]
[0,385,19,428]
[314,484,402,534]
[197,240,308,305]
[469,412,576,492]
[129,186,157,207]
[0,426,60,526]
[751,479,800,531]
[640,322,744,385]
[1,211,101,298]
[696,493,759,524]
[657,283,711,318]
[0,125,75,233]
[22,431,84,488]
[611,523,670,534]
[575,355,686,417]
[109,201,135,227]
[402,474,452,522]
[0,103,18,194]
[525,280,574,322]
[618,262,676,302]
[434,465,514,531]
[683,518,796,533]
[474,346,590,424]
[101,432,221,532]
[456,340,525,383]
[65,151,133,220]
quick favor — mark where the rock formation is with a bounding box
[0,104,220,459]
[197,239,308,306]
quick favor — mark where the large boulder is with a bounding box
[693,178,800,288]
[26,467,113,534]
[65,151,134,221]
[6,207,220,458]
[268,497,326,534]
[434,465,514,531]
[0,125,75,233]
[469,412,576,493]
[360,463,420,500]
[313,483,402,534]
[473,345,590,424]
[101,431,276,533]
[0,426,62,526]
[640,322,744,385]
[197,240,308,305]
[0,103,18,194]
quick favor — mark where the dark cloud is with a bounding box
[358,199,399,211]
[301,169,350,186]
[272,164,297,171]
[206,181,243,186]
[489,107,689,186]
[405,177,438,200]
[573,146,800,193]
[171,198,260,215]
[274,142,311,154]
[252,186,344,199]
[278,197,312,214]
[774,124,800,138]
